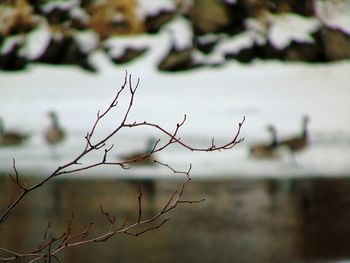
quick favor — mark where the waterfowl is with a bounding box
[44,111,65,145]
[279,116,309,153]
[0,117,29,146]
[120,138,157,165]
[249,125,279,159]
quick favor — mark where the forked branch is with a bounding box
[0,72,244,262]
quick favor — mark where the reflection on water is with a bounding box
[1,175,350,263]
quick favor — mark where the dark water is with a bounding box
[1,175,350,263]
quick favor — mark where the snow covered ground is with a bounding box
[1,15,350,179]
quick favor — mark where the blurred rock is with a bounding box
[225,38,323,63]
[0,42,27,71]
[44,6,70,25]
[318,27,350,61]
[283,40,321,62]
[42,2,89,30]
[195,34,222,54]
[158,46,200,72]
[241,0,314,17]
[107,46,148,64]
[0,0,36,36]
[187,0,232,35]
[34,35,95,72]
[225,43,260,63]
[88,0,144,39]
[144,9,176,34]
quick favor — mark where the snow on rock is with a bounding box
[24,25,51,60]
[315,0,350,35]
[41,0,79,14]
[244,13,321,50]
[245,16,269,45]
[206,13,320,60]
[136,0,176,19]
[103,35,150,59]
[69,7,90,24]
[267,13,320,49]
[163,16,193,50]
[225,0,237,4]
[214,32,255,57]
[0,35,25,55]
[74,30,99,54]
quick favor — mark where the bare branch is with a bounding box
[0,73,245,262]
[137,185,142,224]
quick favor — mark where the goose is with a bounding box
[44,111,65,146]
[0,117,29,146]
[279,116,309,153]
[249,125,279,159]
[119,138,157,165]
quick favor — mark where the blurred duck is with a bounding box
[279,116,309,153]
[120,138,157,165]
[249,125,279,159]
[0,117,29,146]
[45,111,65,146]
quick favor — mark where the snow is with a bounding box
[24,25,51,60]
[104,35,150,59]
[214,32,255,57]
[267,14,320,49]
[41,0,79,14]
[315,0,350,35]
[74,30,99,54]
[0,15,350,180]
[163,16,193,50]
[136,0,175,19]
[246,13,321,50]
[0,35,24,55]
[209,13,321,60]
[1,56,349,179]
[70,7,90,24]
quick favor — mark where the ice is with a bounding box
[1,13,350,179]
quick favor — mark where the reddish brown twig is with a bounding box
[0,72,244,262]
[0,170,203,262]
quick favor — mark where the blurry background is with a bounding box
[1,0,350,262]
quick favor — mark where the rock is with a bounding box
[187,0,232,35]
[0,0,36,36]
[241,0,314,17]
[225,32,331,63]
[34,35,95,71]
[256,41,283,60]
[144,9,176,34]
[225,44,260,63]
[283,40,322,62]
[318,27,350,61]
[88,0,144,39]
[195,34,222,54]
[44,6,70,25]
[0,42,27,71]
[108,46,148,64]
[158,46,200,72]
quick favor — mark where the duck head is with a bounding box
[267,125,278,147]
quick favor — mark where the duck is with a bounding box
[249,125,279,159]
[44,111,65,145]
[0,117,29,146]
[119,138,157,165]
[279,116,309,153]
